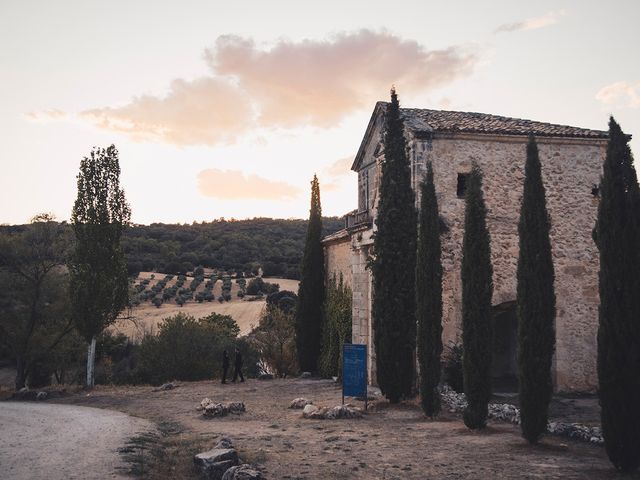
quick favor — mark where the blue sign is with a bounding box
[342,344,367,398]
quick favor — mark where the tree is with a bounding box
[69,145,131,388]
[0,214,73,390]
[594,117,640,473]
[461,164,493,429]
[319,273,353,378]
[416,163,443,417]
[516,135,556,443]
[295,175,325,372]
[371,88,417,403]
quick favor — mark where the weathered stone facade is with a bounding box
[323,102,609,392]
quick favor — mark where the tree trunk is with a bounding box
[15,356,27,391]
[86,336,96,388]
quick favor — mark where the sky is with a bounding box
[1,0,638,225]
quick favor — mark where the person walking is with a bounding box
[232,347,244,383]
[221,349,230,384]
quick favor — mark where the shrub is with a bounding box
[443,342,464,393]
[249,305,298,377]
[135,313,246,385]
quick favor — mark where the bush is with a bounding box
[249,305,298,377]
[135,313,249,385]
[443,342,464,393]
[246,277,280,295]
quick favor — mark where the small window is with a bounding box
[591,185,599,197]
[457,173,469,198]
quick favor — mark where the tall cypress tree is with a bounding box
[461,164,493,429]
[295,174,325,373]
[371,88,417,403]
[516,135,556,443]
[416,163,443,417]
[595,117,640,473]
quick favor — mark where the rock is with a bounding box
[36,391,47,401]
[302,404,319,417]
[216,437,234,449]
[302,404,362,420]
[208,460,238,480]
[300,371,312,378]
[289,397,313,409]
[222,464,263,480]
[160,382,175,390]
[257,373,273,380]
[200,399,246,418]
[194,448,238,466]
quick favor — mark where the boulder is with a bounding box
[289,397,313,409]
[194,448,238,466]
[222,464,263,480]
[200,399,246,418]
[302,403,362,420]
[302,404,319,417]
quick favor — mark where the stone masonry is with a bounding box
[323,101,609,392]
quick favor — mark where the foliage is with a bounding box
[461,165,493,429]
[0,214,74,390]
[122,217,344,279]
[416,164,443,417]
[516,136,556,443]
[266,290,298,314]
[250,305,298,378]
[594,117,640,473]
[69,145,131,387]
[246,277,280,295]
[319,274,352,378]
[370,88,417,403]
[135,312,254,385]
[443,342,464,393]
[295,175,325,373]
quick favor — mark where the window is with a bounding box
[457,173,469,198]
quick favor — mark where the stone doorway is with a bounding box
[491,301,518,391]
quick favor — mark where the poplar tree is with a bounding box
[371,88,417,403]
[517,135,556,443]
[69,145,131,388]
[416,163,443,417]
[595,117,640,473]
[461,164,493,429]
[295,174,325,373]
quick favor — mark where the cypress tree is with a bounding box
[371,88,417,403]
[516,135,556,443]
[295,174,325,373]
[461,164,493,429]
[595,117,640,473]
[416,163,443,417]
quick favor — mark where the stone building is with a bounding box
[322,101,610,393]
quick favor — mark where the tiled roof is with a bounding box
[398,104,609,139]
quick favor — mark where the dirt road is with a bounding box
[0,402,152,479]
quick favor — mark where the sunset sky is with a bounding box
[1,0,638,225]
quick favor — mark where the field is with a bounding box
[113,272,299,339]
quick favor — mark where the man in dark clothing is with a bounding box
[232,347,244,382]
[222,350,230,384]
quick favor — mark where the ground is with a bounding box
[115,275,299,338]
[29,378,633,480]
[0,402,152,479]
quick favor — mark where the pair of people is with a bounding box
[221,347,244,384]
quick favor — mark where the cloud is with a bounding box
[495,10,565,33]
[197,169,301,200]
[595,81,640,109]
[325,155,355,177]
[24,109,68,122]
[48,30,476,146]
[80,77,254,146]
[206,30,476,128]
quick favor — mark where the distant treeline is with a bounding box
[1,217,344,280]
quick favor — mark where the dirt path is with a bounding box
[49,379,628,479]
[0,402,153,479]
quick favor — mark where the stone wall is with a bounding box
[325,129,606,392]
[323,231,352,288]
[409,132,606,392]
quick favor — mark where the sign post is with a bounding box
[342,343,368,410]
